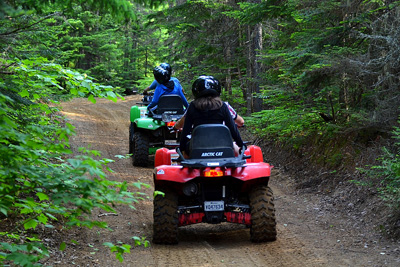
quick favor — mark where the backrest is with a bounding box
[156,95,185,115]
[189,124,235,159]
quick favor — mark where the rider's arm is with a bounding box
[225,102,244,127]
[180,91,189,109]
[147,86,162,110]
[144,80,158,94]
[235,114,244,127]
[222,104,244,149]
[179,105,194,153]
[174,113,186,130]
[173,78,189,108]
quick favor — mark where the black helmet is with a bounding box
[192,76,221,99]
[160,62,171,73]
[153,64,171,85]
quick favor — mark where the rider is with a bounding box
[179,75,244,158]
[147,63,189,112]
[143,63,185,95]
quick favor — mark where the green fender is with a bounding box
[130,105,165,130]
[130,105,147,122]
[135,117,165,130]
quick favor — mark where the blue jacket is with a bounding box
[147,77,189,110]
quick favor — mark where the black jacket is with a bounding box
[179,102,244,153]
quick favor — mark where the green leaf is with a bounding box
[82,80,92,90]
[19,90,29,98]
[60,242,66,251]
[36,192,49,201]
[37,213,48,225]
[88,94,96,104]
[24,219,38,230]
[0,207,7,217]
[106,91,118,102]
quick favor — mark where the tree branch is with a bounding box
[0,12,61,36]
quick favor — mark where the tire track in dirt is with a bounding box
[55,95,399,267]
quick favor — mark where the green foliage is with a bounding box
[1,57,122,102]
[104,236,149,262]
[247,104,322,147]
[0,0,169,93]
[0,0,164,21]
[357,122,400,208]
[147,0,243,84]
[0,56,144,266]
[0,0,172,266]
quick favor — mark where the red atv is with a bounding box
[152,124,277,244]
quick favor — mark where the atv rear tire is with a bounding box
[132,131,149,167]
[128,122,134,155]
[249,185,277,242]
[153,188,179,244]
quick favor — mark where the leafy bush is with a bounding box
[247,104,323,148]
[0,57,147,266]
[358,122,400,208]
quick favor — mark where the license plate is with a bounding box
[204,201,224,211]
[170,153,179,165]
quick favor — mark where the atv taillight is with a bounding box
[203,169,223,177]
[166,121,176,127]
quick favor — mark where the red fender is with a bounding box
[154,162,270,183]
[245,145,264,163]
[154,145,270,183]
[155,145,265,167]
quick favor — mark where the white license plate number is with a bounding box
[204,201,224,211]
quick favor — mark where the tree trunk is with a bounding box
[245,0,263,115]
[253,22,263,112]
[145,47,148,77]
[246,25,253,115]
[226,45,232,96]
[246,22,263,114]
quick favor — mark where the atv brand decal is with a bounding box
[148,124,153,128]
[201,152,223,157]
[157,169,165,175]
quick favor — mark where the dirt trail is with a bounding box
[49,95,400,267]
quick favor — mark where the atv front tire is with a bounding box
[132,131,149,167]
[153,188,179,244]
[249,185,277,242]
[128,122,134,155]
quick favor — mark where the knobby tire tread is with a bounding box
[132,131,149,167]
[128,122,134,155]
[153,189,179,244]
[249,185,277,242]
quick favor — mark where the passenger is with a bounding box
[147,63,189,112]
[179,75,244,158]
[174,101,244,130]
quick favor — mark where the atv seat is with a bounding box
[177,124,247,168]
[151,95,185,120]
[190,124,235,159]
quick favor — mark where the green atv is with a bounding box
[129,94,186,167]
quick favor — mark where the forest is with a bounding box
[1,0,400,266]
